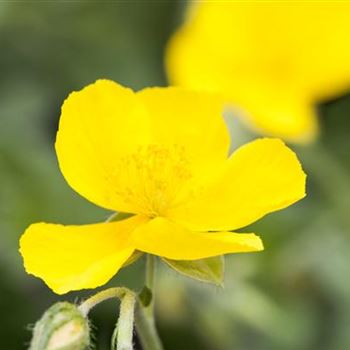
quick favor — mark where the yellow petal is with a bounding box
[56,79,150,213]
[19,216,146,294]
[132,217,263,260]
[137,87,229,175]
[168,138,306,231]
[230,87,318,143]
[166,2,350,143]
[56,81,229,215]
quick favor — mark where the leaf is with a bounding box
[162,256,225,286]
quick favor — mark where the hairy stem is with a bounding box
[116,292,136,350]
[78,287,130,317]
[79,287,136,350]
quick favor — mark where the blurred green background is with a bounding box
[1,2,350,350]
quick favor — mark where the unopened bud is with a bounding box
[29,302,90,350]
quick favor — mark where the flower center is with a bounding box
[115,144,193,217]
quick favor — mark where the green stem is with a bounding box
[134,302,163,350]
[78,287,130,317]
[145,254,156,317]
[134,254,163,350]
[78,288,136,350]
[116,292,136,350]
[77,257,163,350]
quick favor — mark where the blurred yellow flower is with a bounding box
[166,2,350,143]
[20,80,305,294]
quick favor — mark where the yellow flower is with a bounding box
[166,2,350,143]
[19,80,306,294]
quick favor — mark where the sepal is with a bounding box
[29,302,90,350]
[162,256,224,286]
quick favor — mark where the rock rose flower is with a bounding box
[20,80,306,294]
[166,2,350,143]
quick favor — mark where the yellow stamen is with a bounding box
[114,144,193,217]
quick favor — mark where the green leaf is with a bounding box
[162,256,225,286]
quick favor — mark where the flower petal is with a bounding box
[231,88,318,143]
[19,215,146,294]
[168,138,306,231]
[137,87,230,175]
[56,80,150,212]
[131,217,263,260]
[166,3,350,143]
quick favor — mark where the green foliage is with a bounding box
[162,256,224,286]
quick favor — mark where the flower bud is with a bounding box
[29,302,90,350]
